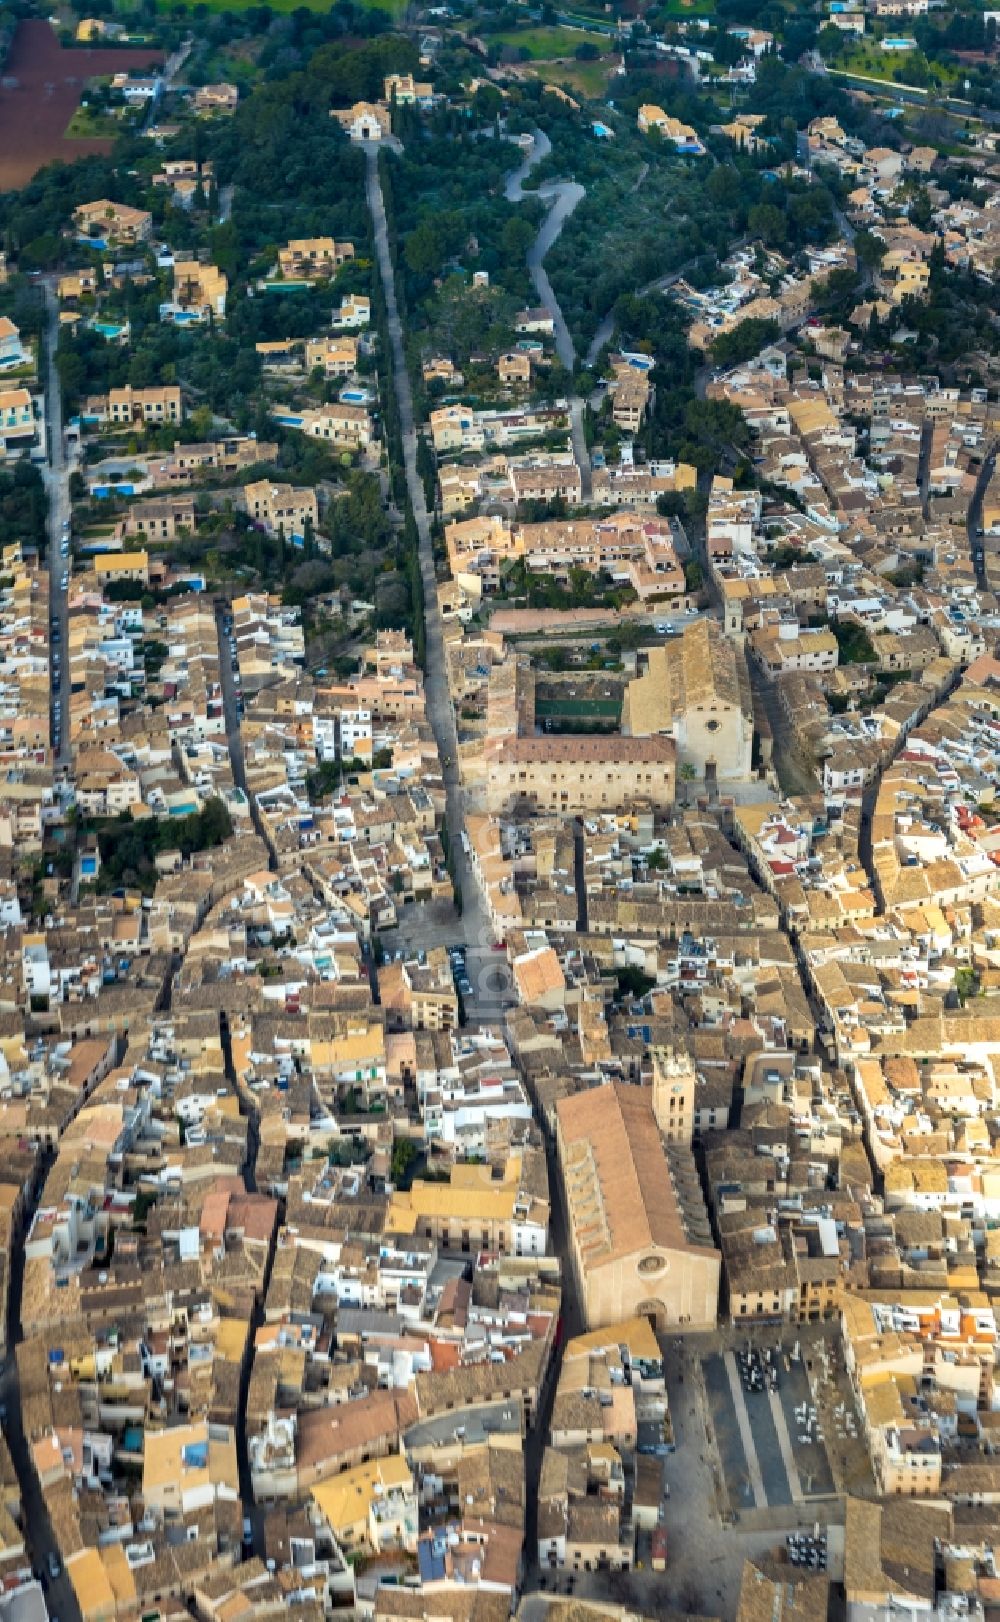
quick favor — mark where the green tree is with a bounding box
[748,202,787,248]
[680,397,751,469]
[616,966,656,1000]
[500,215,535,267]
[854,230,885,273]
[908,186,933,230]
[706,165,743,211]
[56,346,87,407]
[813,267,860,318]
[709,317,780,368]
[391,1137,420,1186]
[404,220,446,278]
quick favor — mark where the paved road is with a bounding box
[568,396,591,500]
[583,248,740,369]
[42,281,71,765]
[503,130,724,484]
[215,606,247,796]
[554,8,618,35]
[918,418,932,518]
[749,660,818,798]
[832,201,856,247]
[823,65,1000,124]
[968,442,998,592]
[214,604,281,872]
[218,1000,268,1563]
[504,131,584,375]
[520,1129,585,1589]
[504,131,592,501]
[1,1153,82,1622]
[172,632,268,1561]
[572,821,587,934]
[364,147,510,1016]
[161,36,192,86]
[136,37,191,137]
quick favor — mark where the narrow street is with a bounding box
[214,606,277,870]
[569,397,592,501]
[918,418,932,518]
[520,1125,584,1592]
[42,280,71,764]
[749,663,818,799]
[215,605,248,795]
[219,1008,269,1563]
[584,244,748,369]
[968,442,997,591]
[0,1153,83,1622]
[364,146,509,1019]
[572,820,588,935]
[0,723,216,1620]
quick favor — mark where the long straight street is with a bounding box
[0,282,85,1620]
[2,7,997,1620]
[215,604,248,797]
[363,146,508,1013]
[42,280,71,765]
[969,442,998,591]
[0,1155,82,1622]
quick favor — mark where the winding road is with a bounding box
[504,129,592,497]
[504,130,583,373]
[501,130,737,388]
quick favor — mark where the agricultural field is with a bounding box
[157,0,406,14]
[491,24,610,59]
[532,56,615,98]
[831,40,960,89]
[64,104,121,139]
[0,20,163,190]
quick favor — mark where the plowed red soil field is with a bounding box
[0,20,163,190]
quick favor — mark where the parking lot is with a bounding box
[703,1344,835,1514]
[521,1332,848,1620]
[785,1529,828,1574]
